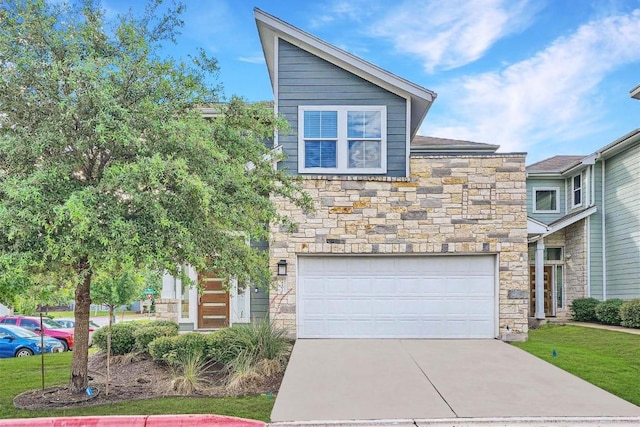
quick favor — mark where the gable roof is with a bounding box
[527,155,585,174]
[410,135,500,155]
[254,8,437,139]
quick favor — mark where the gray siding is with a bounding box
[589,162,603,299]
[604,143,640,299]
[277,39,407,177]
[249,237,269,321]
[527,178,566,224]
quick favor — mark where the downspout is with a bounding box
[602,158,607,300]
[535,239,546,319]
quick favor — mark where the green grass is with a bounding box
[0,352,275,421]
[513,325,640,405]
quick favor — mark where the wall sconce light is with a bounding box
[277,259,288,276]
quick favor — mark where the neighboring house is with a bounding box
[527,127,640,320]
[158,9,530,341]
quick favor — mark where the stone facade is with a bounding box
[269,154,529,340]
[564,219,588,315]
[154,298,179,323]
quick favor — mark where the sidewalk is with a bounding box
[550,320,640,335]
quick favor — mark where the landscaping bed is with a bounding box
[11,320,290,412]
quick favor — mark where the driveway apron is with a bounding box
[271,339,640,422]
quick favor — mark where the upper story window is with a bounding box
[298,106,387,174]
[572,174,582,208]
[533,187,560,213]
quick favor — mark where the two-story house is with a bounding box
[527,125,640,320]
[158,10,530,341]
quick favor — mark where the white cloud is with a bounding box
[309,0,375,28]
[372,0,535,72]
[237,55,265,64]
[422,10,640,153]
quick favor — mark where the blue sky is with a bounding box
[103,0,640,164]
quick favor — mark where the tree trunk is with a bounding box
[71,256,92,394]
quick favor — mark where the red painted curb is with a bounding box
[147,414,265,426]
[0,415,146,426]
[0,415,265,427]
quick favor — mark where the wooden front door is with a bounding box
[529,266,553,316]
[197,272,230,329]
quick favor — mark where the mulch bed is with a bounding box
[14,352,285,411]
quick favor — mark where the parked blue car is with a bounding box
[0,325,65,358]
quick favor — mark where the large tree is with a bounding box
[0,0,310,393]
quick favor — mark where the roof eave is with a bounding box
[254,8,436,136]
[631,84,640,100]
[526,171,564,178]
[597,128,640,160]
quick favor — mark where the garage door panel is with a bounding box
[298,256,496,339]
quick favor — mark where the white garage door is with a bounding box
[297,255,496,339]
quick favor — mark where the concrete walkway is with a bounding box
[271,339,640,423]
[555,321,640,335]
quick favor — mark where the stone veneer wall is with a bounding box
[269,154,529,340]
[564,220,588,315]
[154,298,179,323]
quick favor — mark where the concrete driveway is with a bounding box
[271,339,640,422]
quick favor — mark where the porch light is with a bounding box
[277,259,288,276]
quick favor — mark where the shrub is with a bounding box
[148,332,210,363]
[570,297,600,322]
[209,320,291,367]
[140,320,179,332]
[595,299,624,325]
[620,299,640,328]
[148,335,176,362]
[169,350,212,394]
[134,325,178,352]
[93,322,137,355]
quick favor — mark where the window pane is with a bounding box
[556,265,563,308]
[304,111,337,138]
[348,140,381,168]
[545,248,562,261]
[347,111,381,138]
[535,190,556,211]
[305,141,337,168]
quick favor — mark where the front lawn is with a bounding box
[0,352,274,421]
[513,325,640,405]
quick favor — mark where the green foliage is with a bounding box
[91,271,146,310]
[168,350,213,395]
[620,299,640,328]
[148,332,211,363]
[0,0,311,390]
[134,325,178,352]
[141,320,180,332]
[209,320,291,367]
[148,335,177,362]
[93,322,137,355]
[570,297,600,322]
[513,325,640,406]
[595,299,624,325]
[0,350,274,420]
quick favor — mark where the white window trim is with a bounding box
[298,105,387,174]
[571,173,583,209]
[532,187,560,213]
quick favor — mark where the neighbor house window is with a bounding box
[299,106,387,174]
[533,188,560,213]
[572,174,582,208]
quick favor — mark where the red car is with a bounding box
[0,316,74,351]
